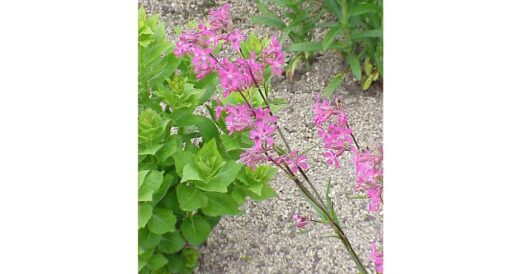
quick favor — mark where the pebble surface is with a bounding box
[139,1,383,273]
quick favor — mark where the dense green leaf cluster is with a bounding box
[138,8,277,274]
[253,0,383,93]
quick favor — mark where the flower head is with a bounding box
[323,150,341,168]
[292,210,310,228]
[226,29,246,50]
[224,104,253,134]
[239,146,267,170]
[262,36,284,76]
[191,47,217,79]
[217,59,246,97]
[284,151,309,174]
[249,120,276,148]
[371,243,384,273]
[353,149,383,190]
[209,3,231,32]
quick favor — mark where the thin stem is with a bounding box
[219,48,368,273]
[345,122,361,151]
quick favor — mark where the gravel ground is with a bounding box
[139,1,383,273]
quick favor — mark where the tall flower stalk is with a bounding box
[173,4,383,273]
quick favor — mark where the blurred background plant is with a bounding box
[251,0,324,80]
[252,0,383,94]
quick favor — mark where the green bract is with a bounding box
[138,7,278,274]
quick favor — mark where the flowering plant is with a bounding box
[173,3,383,273]
[138,7,277,274]
[140,2,383,273]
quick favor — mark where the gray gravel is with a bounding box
[139,1,383,273]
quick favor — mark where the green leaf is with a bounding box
[324,0,342,19]
[325,178,339,224]
[139,109,167,145]
[173,114,219,143]
[350,29,383,40]
[181,163,203,183]
[176,183,208,211]
[173,150,194,177]
[156,138,177,162]
[147,253,168,271]
[138,203,153,229]
[139,257,147,272]
[151,172,176,205]
[230,186,247,205]
[181,215,212,246]
[350,3,378,16]
[194,139,226,177]
[139,227,162,251]
[323,26,343,51]
[138,170,149,189]
[201,192,241,216]
[362,74,375,90]
[346,53,362,80]
[287,42,322,52]
[324,73,345,98]
[139,170,164,202]
[200,161,243,193]
[166,254,184,273]
[139,143,164,155]
[250,16,286,30]
[182,247,200,268]
[247,182,277,201]
[158,230,185,253]
[147,208,176,234]
[364,59,373,75]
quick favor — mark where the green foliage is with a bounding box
[254,0,383,93]
[138,7,278,274]
[252,0,323,80]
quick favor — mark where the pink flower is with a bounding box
[284,151,309,174]
[313,97,335,126]
[253,108,277,124]
[323,150,341,168]
[239,146,267,170]
[321,124,353,150]
[249,120,276,148]
[236,52,264,86]
[174,41,194,57]
[196,24,219,47]
[217,59,246,97]
[214,98,224,120]
[366,185,383,212]
[191,47,217,79]
[371,243,384,273]
[292,210,310,228]
[353,150,383,190]
[209,3,231,32]
[226,29,246,50]
[262,36,284,76]
[224,104,253,134]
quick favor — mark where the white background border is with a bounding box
[0,0,529,273]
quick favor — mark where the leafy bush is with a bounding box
[138,7,277,274]
[253,0,383,92]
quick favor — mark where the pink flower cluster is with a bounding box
[314,96,354,168]
[215,101,310,173]
[371,243,384,273]
[313,97,384,212]
[353,148,383,211]
[178,4,304,173]
[292,210,310,228]
[173,3,284,98]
